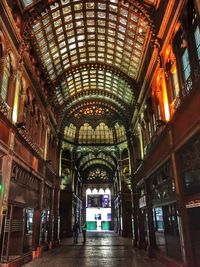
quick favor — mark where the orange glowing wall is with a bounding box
[161,74,170,121]
[151,68,170,122]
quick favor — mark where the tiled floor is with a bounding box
[23,231,165,267]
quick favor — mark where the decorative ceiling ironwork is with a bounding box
[31,0,150,83]
[16,0,155,147]
[86,168,109,181]
[78,151,116,171]
[15,0,157,186]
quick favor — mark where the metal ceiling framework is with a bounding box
[83,164,114,183]
[21,0,153,132]
[79,151,116,169]
[18,0,154,182]
[78,151,117,182]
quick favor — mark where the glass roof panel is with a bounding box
[31,0,150,108]
[53,68,134,105]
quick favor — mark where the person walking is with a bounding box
[82,221,87,243]
[72,221,80,244]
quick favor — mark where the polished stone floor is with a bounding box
[23,231,165,267]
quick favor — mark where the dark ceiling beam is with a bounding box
[80,159,115,173]
[59,97,131,132]
[78,153,116,169]
[65,101,126,120]
[82,164,114,182]
[57,90,132,114]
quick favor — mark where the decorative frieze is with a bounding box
[148,160,175,206]
[11,161,41,192]
[18,128,42,156]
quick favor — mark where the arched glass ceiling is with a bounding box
[62,95,127,112]
[54,68,134,105]
[31,0,151,109]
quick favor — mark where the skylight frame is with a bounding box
[31,0,150,107]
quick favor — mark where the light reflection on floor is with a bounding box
[23,231,166,267]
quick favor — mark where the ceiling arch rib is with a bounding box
[81,160,114,173]
[78,152,116,170]
[53,67,135,107]
[63,102,125,129]
[70,102,121,120]
[58,91,130,114]
[54,63,136,89]
[59,96,131,131]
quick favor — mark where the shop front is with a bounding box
[1,162,41,265]
[148,160,182,263]
[178,132,200,267]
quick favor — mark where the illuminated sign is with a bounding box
[139,195,146,208]
[186,199,200,208]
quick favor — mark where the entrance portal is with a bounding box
[86,188,111,231]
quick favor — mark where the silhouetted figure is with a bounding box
[73,221,80,243]
[82,221,87,243]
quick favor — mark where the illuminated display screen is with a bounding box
[87,194,110,208]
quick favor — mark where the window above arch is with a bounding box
[64,123,76,142]
[78,122,114,145]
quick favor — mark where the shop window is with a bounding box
[181,49,192,92]
[2,206,24,261]
[183,169,200,195]
[153,207,164,232]
[23,208,34,253]
[40,209,50,244]
[188,207,200,267]
[179,133,200,196]
[153,204,182,261]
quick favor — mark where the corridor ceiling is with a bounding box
[16,0,156,181]
[19,0,154,132]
